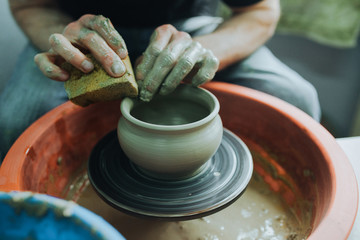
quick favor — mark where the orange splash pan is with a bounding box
[0,82,357,239]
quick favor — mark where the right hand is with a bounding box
[34,14,128,81]
[135,24,219,102]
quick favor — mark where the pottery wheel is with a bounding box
[88,129,253,220]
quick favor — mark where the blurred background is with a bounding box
[0,0,359,138]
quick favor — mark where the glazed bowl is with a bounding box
[0,191,125,240]
[117,84,223,179]
[0,82,357,239]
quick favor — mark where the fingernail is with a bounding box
[81,59,94,72]
[135,70,144,80]
[192,78,202,87]
[159,86,170,95]
[118,48,128,59]
[59,71,69,81]
[140,90,152,102]
[137,80,143,89]
[111,61,126,75]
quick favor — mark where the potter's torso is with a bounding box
[56,0,262,27]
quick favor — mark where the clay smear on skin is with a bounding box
[87,15,127,60]
[138,39,218,101]
[49,34,76,61]
[78,27,125,75]
[79,28,111,58]
[98,18,124,49]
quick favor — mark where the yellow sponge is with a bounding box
[63,54,138,107]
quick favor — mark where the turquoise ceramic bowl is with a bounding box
[0,191,125,240]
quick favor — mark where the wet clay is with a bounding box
[70,173,310,240]
[131,98,210,125]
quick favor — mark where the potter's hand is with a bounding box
[135,24,219,102]
[34,14,127,81]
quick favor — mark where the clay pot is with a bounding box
[117,84,223,179]
[0,82,357,239]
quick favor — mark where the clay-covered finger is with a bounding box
[79,14,128,59]
[139,32,192,101]
[78,28,126,77]
[159,41,203,95]
[191,50,219,86]
[34,52,69,81]
[135,24,176,81]
[49,33,94,73]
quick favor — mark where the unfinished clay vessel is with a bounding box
[117,84,223,179]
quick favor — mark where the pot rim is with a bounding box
[120,85,220,131]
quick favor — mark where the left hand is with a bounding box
[135,24,219,101]
[34,14,128,81]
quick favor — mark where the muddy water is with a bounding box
[70,173,310,240]
[130,98,210,125]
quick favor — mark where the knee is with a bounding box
[259,74,321,121]
[216,46,322,121]
[287,80,321,122]
[0,115,22,161]
[0,97,38,159]
[230,74,321,121]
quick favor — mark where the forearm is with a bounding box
[10,0,73,51]
[194,0,280,70]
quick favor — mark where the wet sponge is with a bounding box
[63,54,138,107]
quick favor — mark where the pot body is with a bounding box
[117,85,223,179]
